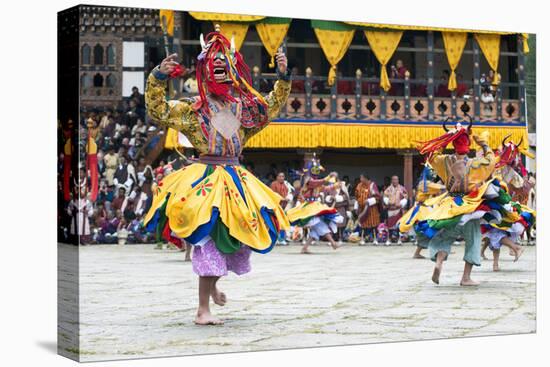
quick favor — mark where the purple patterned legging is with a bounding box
[192,239,251,277]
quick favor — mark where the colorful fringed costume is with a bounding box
[286,155,343,240]
[143,30,291,276]
[399,167,446,249]
[412,119,501,266]
[481,136,536,250]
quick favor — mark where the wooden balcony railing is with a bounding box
[245,73,524,125]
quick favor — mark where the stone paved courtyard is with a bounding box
[60,243,536,361]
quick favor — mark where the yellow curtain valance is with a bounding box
[364,30,403,92]
[345,21,515,35]
[189,12,265,22]
[256,22,291,68]
[474,34,501,85]
[159,10,175,36]
[217,22,249,51]
[313,28,355,86]
[442,32,467,91]
[245,123,528,151]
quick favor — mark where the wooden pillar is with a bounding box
[305,67,313,118]
[472,39,481,120]
[399,150,414,196]
[404,71,411,119]
[355,69,363,119]
[330,77,338,119]
[427,31,435,121]
[517,34,527,124]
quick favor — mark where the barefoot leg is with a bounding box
[325,233,340,250]
[184,242,192,262]
[492,249,500,272]
[195,276,224,325]
[501,237,523,262]
[301,235,312,254]
[413,246,425,259]
[210,276,227,306]
[481,238,489,260]
[460,262,480,286]
[432,251,445,284]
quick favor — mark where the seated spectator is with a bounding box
[455,73,468,97]
[290,66,305,93]
[435,75,451,98]
[336,71,354,95]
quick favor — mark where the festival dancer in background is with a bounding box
[355,174,381,245]
[399,165,446,259]
[143,26,291,325]
[480,136,535,271]
[415,117,515,286]
[286,155,343,254]
[324,172,350,245]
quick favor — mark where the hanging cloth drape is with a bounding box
[86,121,99,202]
[442,32,467,91]
[159,10,175,36]
[256,18,291,68]
[474,33,501,85]
[217,22,249,51]
[364,30,403,92]
[522,33,530,54]
[312,21,355,86]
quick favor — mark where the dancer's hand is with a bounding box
[275,48,287,74]
[159,53,180,75]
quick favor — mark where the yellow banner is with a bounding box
[474,34,501,85]
[313,28,355,86]
[217,22,249,51]
[522,33,530,54]
[364,31,403,92]
[256,23,290,68]
[159,10,175,36]
[245,123,528,151]
[442,32,468,91]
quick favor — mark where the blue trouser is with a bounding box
[416,232,429,249]
[428,219,481,266]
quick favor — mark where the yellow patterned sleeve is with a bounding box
[242,79,291,140]
[428,151,449,184]
[145,71,196,134]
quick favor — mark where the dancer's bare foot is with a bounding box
[514,247,524,262]
[301,248,312,254]
[194,310,224,325]
[460,279,480,286]
[432,265,441,284]
[481,254,488,260]
[493,264,500,272]
[210,286,226,306]
[331,243,340,250]
[413,254,426,259]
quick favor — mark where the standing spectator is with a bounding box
[355,174,381,245]
[67,188,94,245]
[383,175,408,245]
[271,172,290,245]
[103,147,118,186]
